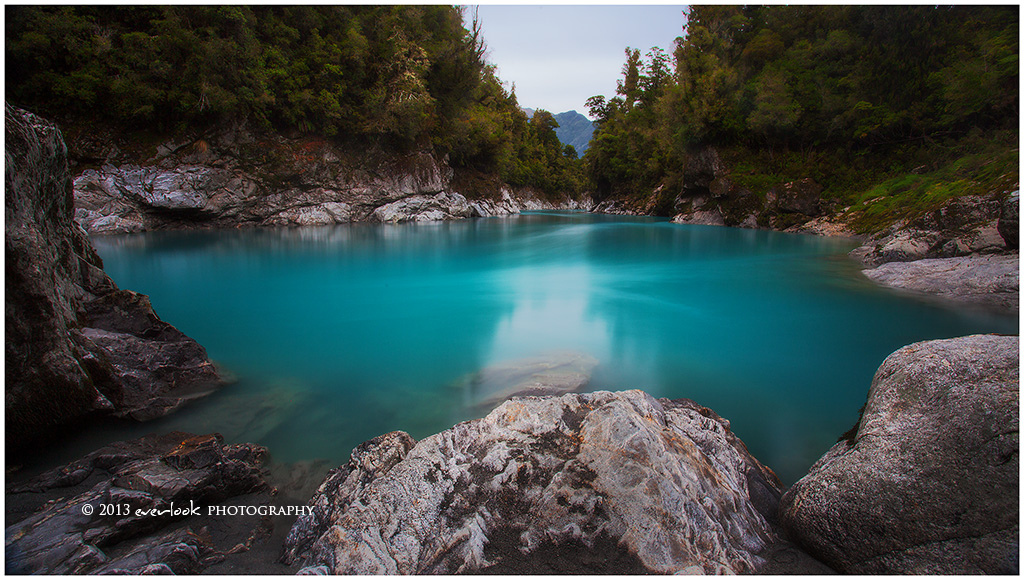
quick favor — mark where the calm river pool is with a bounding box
[76,211,1016,484]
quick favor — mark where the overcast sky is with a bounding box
[469,5,688,119]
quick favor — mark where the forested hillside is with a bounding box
[585,5,1018,232]
[6,5,582,198]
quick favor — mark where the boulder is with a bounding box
[862,253,1019,313]
[999,190,1019,249]
[854,194,1012,266]
[779,335,1019,574]
[672,208,727,226]
[282,390,830,574]
[371,191,475,223]
[765,178,823,217]
[5,432,272,574]
[6,103,109,453]
[5,104,222,458]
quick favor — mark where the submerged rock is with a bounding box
[779,334,1019,574]
[282,390,830,574]
[460,351,599,412]
[862,252,1019,313]
[5,432,272,574]
[5,104,222,458]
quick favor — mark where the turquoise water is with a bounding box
[88,212,1017,484]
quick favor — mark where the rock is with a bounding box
[672,208,727,226]
[5,104,222,458]
[766,178,823,217]
[999,190,1019,249]
[854,194,1012,266]
[282,390,829,574]
[371,192,475,223]
[681,146,728,198]
[916,194,1002,231]
[786,214,859,238]
[6,103,109,453]
[5,432,272,574]
[862,253,1019,313]
[779,335,1019,574]
[866,227,941,264]
[263,201,352,226]
[67,124,581,232]
[460,351,599,411]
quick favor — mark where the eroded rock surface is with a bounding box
[67,125,584,233]
[5,104,222,458]
[779,335,1020,574]
[282,390,830,574]
[853,194,1011,266]
[5,432,272,574]
[862,252,1019,313]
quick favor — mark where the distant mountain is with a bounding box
[520,108,594,154]
[552,110,594,155]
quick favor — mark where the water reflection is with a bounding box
[82,212,1018,484]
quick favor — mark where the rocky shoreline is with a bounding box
[6,104,224,459]
[6,104,1019,574]
[65,119,590,235]
[63,112,1019,315]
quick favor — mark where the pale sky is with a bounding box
[469,5,688,119]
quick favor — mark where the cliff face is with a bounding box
[67,123,583,234]
[5,104,221,458]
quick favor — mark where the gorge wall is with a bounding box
[65,121,587,235]
[5,104,222,458]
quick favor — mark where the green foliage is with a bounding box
[584,5,1018,217]
[500,108,584,199]
[6,5,583,198]
[846,139,1019,233]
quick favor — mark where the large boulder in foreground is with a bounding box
[5,104,221,458]
[282,390,830,574]
[779,334,1019,574]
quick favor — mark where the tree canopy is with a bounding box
[585,5,1019,202]
[6,5,582,197]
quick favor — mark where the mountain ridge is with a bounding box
[522,108,594,154]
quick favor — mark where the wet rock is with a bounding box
[5,104,223,458]
[862,253,1019,313]
[779,335,1019,574]
[5,432,271,574]
[283,390,825,574]
[371,192,475,223]
[672,208,727,226]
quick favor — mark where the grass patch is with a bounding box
[845,144,1018,234]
